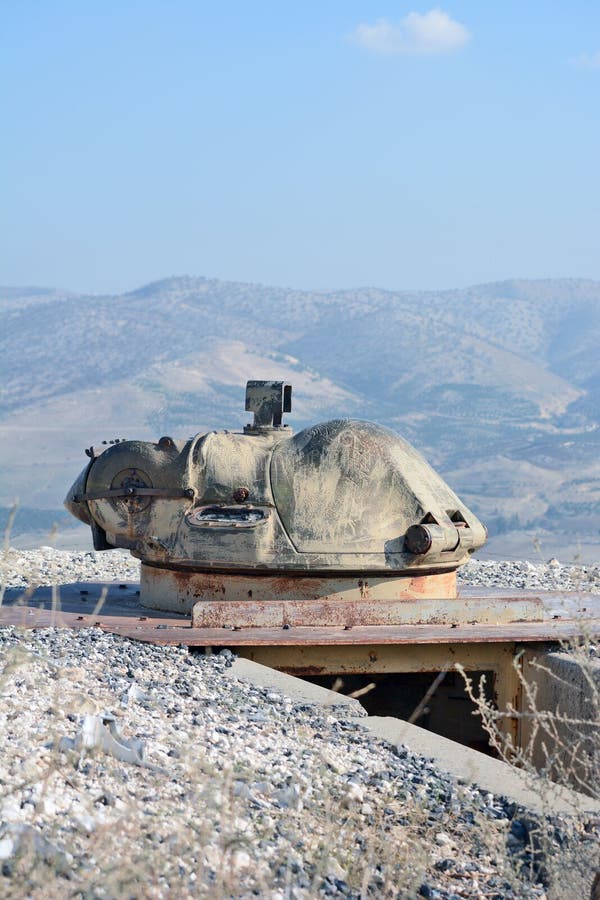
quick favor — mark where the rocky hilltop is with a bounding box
[0,549,598,897]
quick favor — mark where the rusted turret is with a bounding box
[65,380,486,613]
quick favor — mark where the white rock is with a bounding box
[231,849,252,869]
[1,796,24,823]
[322,754,348,775]
[343,782,364,805]
[274,784,302,810]
[41,797,58,816]
[74,813,96,833]
[0,836,15,861]
[435,831,455,847]
[126,683,148,704]
[327,857,347,880]
[203,844,223,869]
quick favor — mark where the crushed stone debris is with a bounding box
[2,547,599,595]
[458,558,600,594]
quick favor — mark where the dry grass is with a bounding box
[457,630,600,898]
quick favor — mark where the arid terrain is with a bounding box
[2,277,600,562]
[1,549,599,898]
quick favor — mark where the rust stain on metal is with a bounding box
[0,606,189,632]
[83,618,600,647]
[2,587,597,648]
[275,665,327,676]
[190,592,546,629]
[141,566,460,616]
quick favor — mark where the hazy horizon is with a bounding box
[3,272,600,302]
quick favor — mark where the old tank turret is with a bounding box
[65,380,487,614]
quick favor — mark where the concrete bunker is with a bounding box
[60,379,599,784]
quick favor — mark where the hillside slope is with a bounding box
[1,277,599,558]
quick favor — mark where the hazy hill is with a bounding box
[1,277,599,561]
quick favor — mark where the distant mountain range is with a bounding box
[2,276,599,561]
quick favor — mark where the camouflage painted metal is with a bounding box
[65,380,487,612]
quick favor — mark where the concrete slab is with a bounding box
[225,657,600,818]
[521,648,600,794]
[364,716,600,818]
[226,657,366,716]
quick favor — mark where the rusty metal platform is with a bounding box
[2,580,598,749]
[1,580,598,646]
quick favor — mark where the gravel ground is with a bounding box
[0,547,142,591]
[1,547,599,595]
[458,558,600,594]
[1,549,599,898]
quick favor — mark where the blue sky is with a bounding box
[1,1,599,294]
